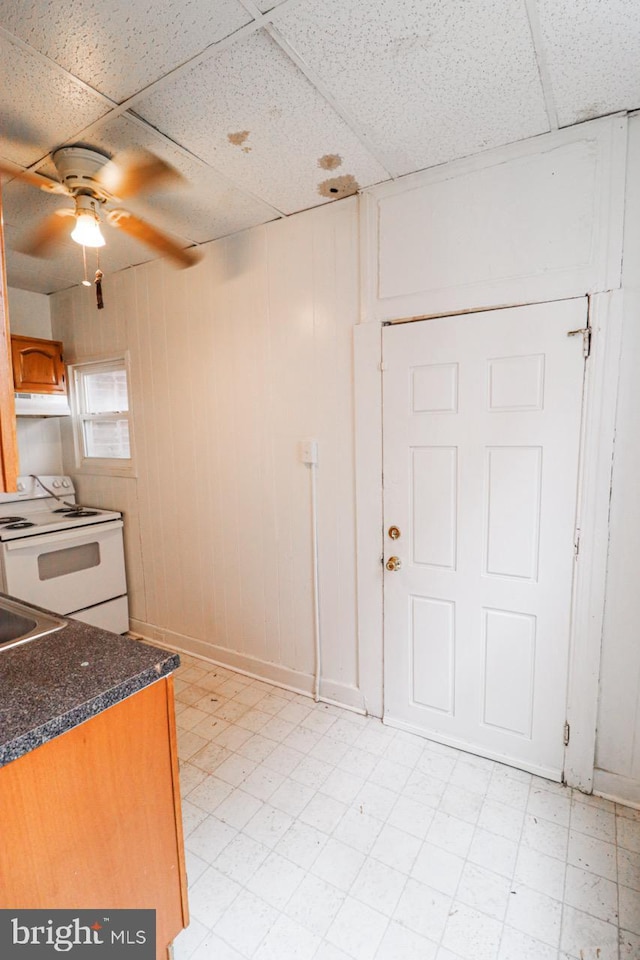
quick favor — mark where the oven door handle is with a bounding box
[4,519,123,551]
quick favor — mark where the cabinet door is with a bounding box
[0,677,189,959]
[11,334,66,394]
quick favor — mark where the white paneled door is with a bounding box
[382,299,588,779]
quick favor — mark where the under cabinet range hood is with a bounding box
[14,392,71,417]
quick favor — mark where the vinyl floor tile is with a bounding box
[171,667,639,960]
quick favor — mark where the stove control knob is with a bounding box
[52,480,61,488]
[62,479,70,488]
[17,481,24,492]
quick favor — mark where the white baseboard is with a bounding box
[129,619,366,714]
[592,769,640,809]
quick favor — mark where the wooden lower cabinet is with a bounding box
[0,677,188,960]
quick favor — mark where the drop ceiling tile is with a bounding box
[81,115,282,242]
[5,248,78,294]
[0,34,110,166]
[134,29,389,213]
[0,0,254,102]
[2,180,70,232]
[537,0,640,126]
[274,0,550,176]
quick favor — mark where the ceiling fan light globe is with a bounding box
[71,213,105,248]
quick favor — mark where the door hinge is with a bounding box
[563,722,570,746]
[378,361,387,371]
[567,326,591,359]
[574,530,581,558]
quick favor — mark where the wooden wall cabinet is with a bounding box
[0,677,188,960]
[11,334,66,394]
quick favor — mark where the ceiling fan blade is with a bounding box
[107,209,200,268]
[18,209,75,257]
[0,157,69,194]
[95,149,184,200]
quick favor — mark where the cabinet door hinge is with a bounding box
[564,722,570,746]
[574,530,581,558]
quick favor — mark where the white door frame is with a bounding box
[354,289,623,791]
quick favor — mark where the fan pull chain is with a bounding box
[95,248,104,310]
[81,246,91,287]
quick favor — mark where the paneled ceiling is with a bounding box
[1,0,639,294]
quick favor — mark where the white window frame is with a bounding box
[69,354,136,478]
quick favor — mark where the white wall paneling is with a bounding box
[51,198,364,710]
[7,287,52,339]
[15,418,63,476]
[360,115,627,323]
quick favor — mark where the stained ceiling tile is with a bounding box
[133,29,390,214]
[537,0,640,126]
[79,115,282,243]
[0,0,253,102]
[0,34,110,167]
[274,0,550,176]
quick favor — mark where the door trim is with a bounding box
[354,322,384,717]
[563,289,623,791]
[354,291,623,790]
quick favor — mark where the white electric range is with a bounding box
[0,475,129,633]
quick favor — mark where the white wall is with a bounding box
[8,287,52,339]
[593,115,640,805]
[7,286,63,476]
[51,199,363,708]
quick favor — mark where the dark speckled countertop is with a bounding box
[0,608,179,768]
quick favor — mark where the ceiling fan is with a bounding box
[0,145,200,269]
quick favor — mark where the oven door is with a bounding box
[1,520,127,616]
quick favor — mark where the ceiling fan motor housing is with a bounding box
[52,146,110,200]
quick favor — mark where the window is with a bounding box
[70,357,135,476]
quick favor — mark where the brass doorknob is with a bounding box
[386,556,402,571]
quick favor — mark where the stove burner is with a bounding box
[4,521,35,529]
[0,516,27,523]
[53,507,77,513]
[60,510,99,518]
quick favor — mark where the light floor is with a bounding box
[171,655,640,960]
